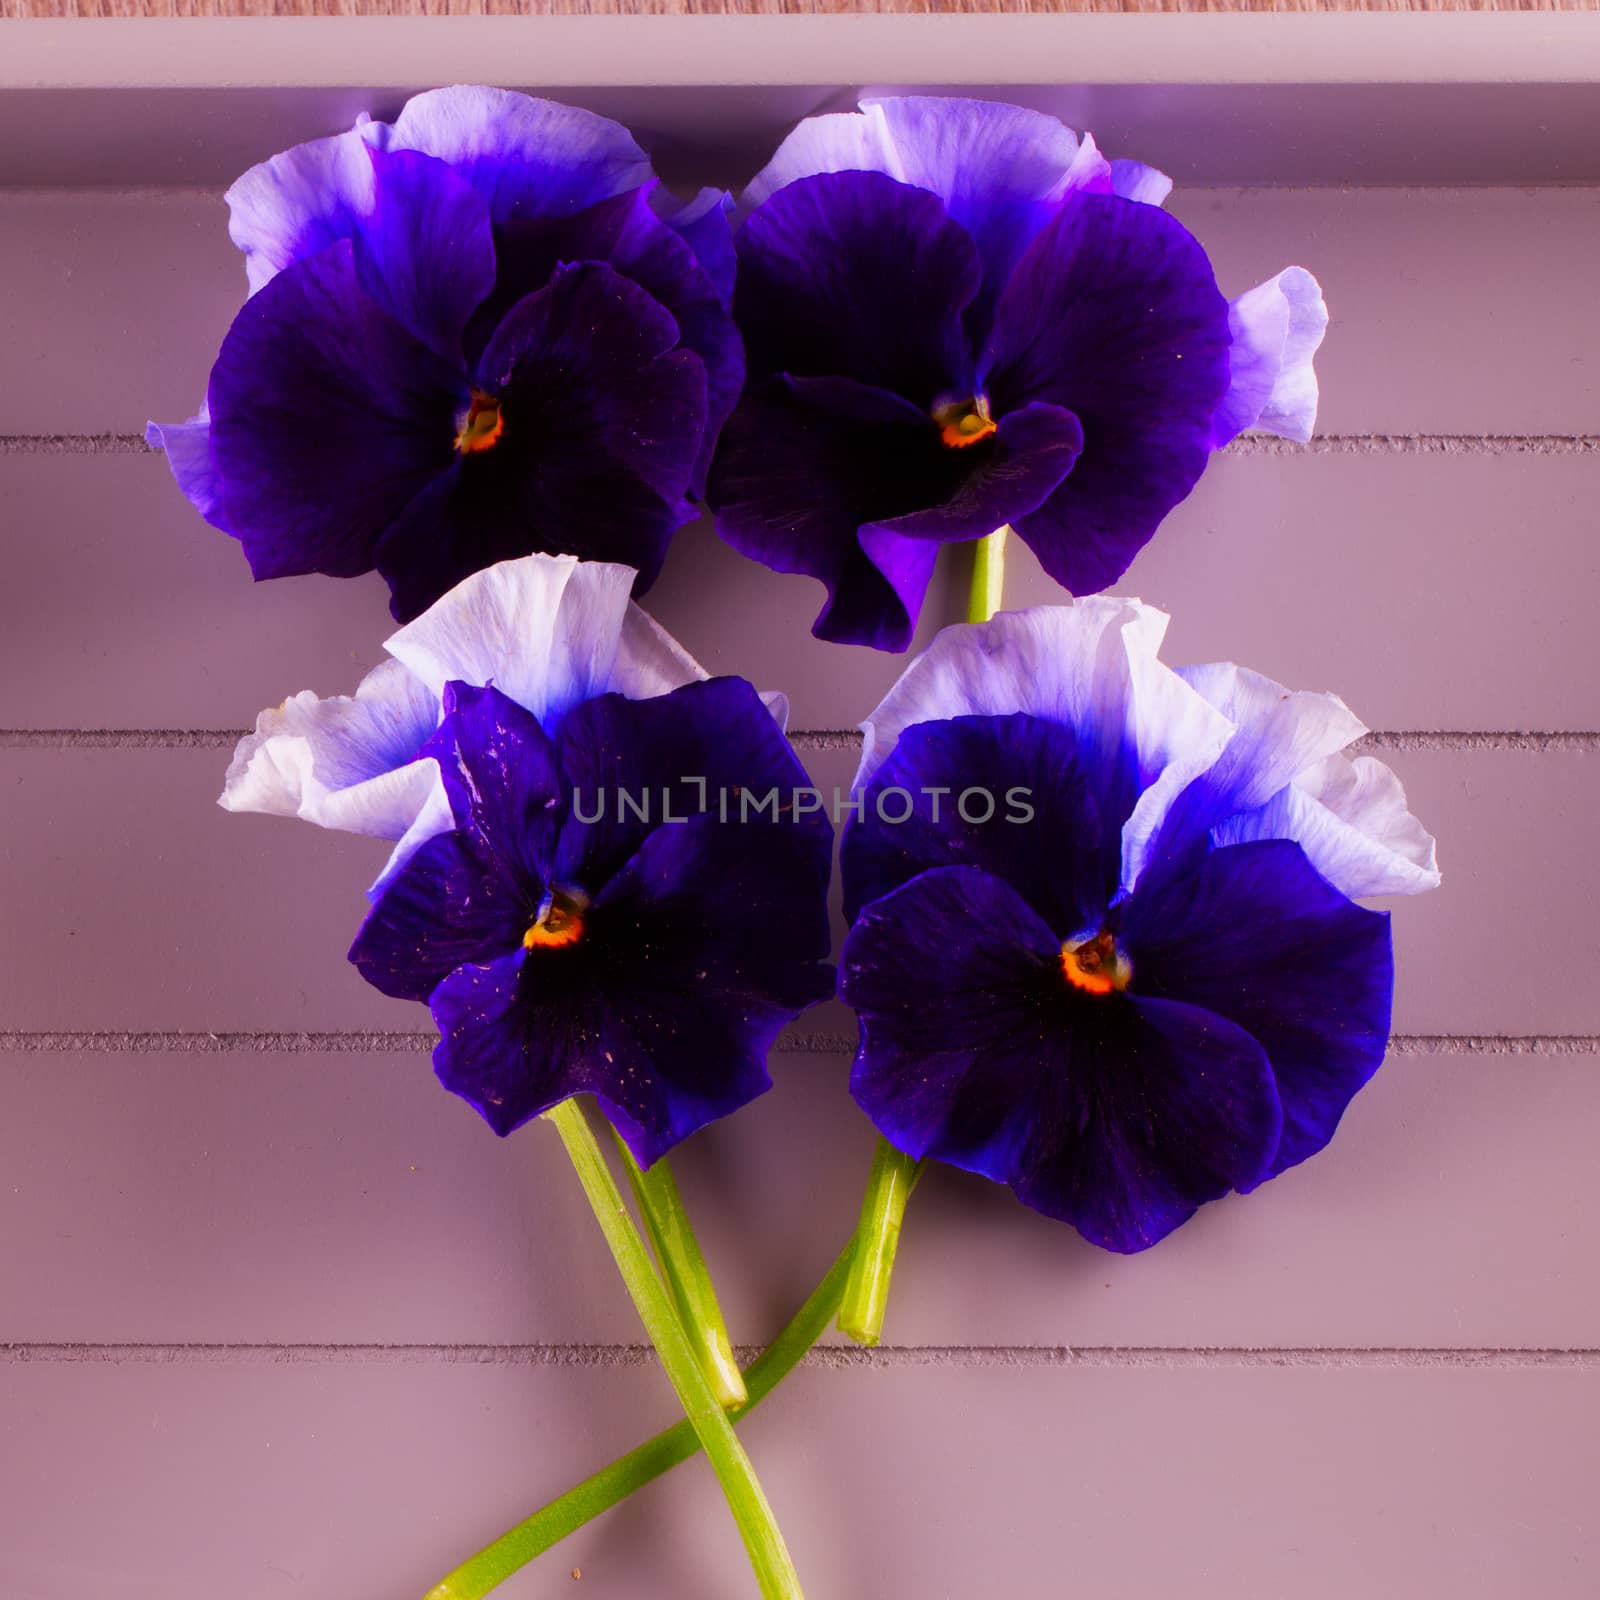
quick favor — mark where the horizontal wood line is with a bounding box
[3,433,1599,458]
[3,729,1599,753]
[0,1031,1593,1056]
[1234,433,1600,457]
[2,1341,1594,1372]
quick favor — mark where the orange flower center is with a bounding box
[1061,931,1132,996]
[455,389,505,455]
[932,395,998,450]
[524,886,588,951]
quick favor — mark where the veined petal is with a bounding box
[1134,661,1368,888]
[585,812,836,1166]
[981,192,1232,597]
[470,184,742,497]
[416,681,565,892]
[225,118,381,294]
[350,147,497,366]
[843,863,1282,1253]
[1122,838,1393,1182]
[373,261,706,621]
[350,832,532,1005]
[854,601,1233,813]
[1213,753,1442,899]
[145,404,228,533]
[840,712,1119,935]
[219,655,442,837]
[734,170,981,406]
[551,675,826,895]
[383,86,653,225]
[655,185,737,307]
[613,602,712,701]
[744,97,1114,338]
[206,238,463,583]
[709,375,962,654]
[1211,266,1328,448]
[384,553,652,732]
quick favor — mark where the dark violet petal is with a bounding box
[840,712,1118,933]
[1019,991,1282,1251]
[861,400,1082,543]
[352,147,497,366]
[584,810,836,1165]
[658,186,738,307]
[349,682,563,1003]
[1121,839,1393,1183]
[552,675,828,894]
[418,681,565,891]
[866,97,1112,344]
[426,756,834,1160]
[735,171,980,406]
[980,192,1231,596]
[373,261,706,621]
[429,946,579,1135]
[207,238,463,582]
[843,864,1282,1253]
[348,830,532,1003]
[468,186,742,497]
[710,374,992,652]
[384,87,654,227]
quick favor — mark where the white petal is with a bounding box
[611,601,711,700]
[741,102,902,213]
[368,765,458,901]
[1175,662,1367,815]
[1257,266,1328,442]
[225,121,380,295]
[1109,158,1173,207]
[857,598,1232,815]
[219,656,440,838]
[1214,753,1442,898]
[385,554,663,729]
[1212,266,1328,447]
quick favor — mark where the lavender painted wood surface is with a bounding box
[1,131,1597,1600]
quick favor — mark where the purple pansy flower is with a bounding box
[839,601,1439,1252]
[348,674,834,1161]
[219,551,755,894]
[709,97,1327,652]
[149,87,743,622]
[225,550,830,1159]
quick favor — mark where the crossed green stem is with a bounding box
[427,528,1011,1594]
[426,1100,805,1600]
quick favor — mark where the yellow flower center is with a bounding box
[932,394,998,450]
[455,389,505,455]
[1061,930,1132,996]
[525,886,588,950]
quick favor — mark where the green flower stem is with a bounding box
[968,524,1009,626]
[836,524,1010,1350]
[424,1240,855,1600]
[501,1098,804,1600]
[612,1128,748,1410]
[835,1139,921,1347]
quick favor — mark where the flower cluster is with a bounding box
[162,86,1437,1600]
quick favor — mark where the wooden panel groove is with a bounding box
[4,1342,1599,1369]
[1,1030,1595,1052]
